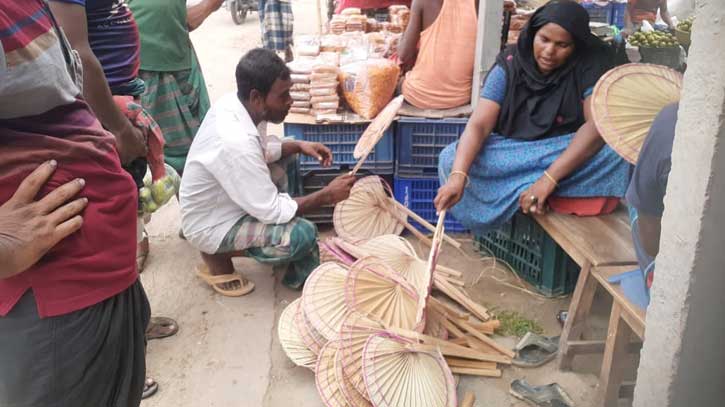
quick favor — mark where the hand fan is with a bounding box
[278,298,317,370]
[315,341,348,407]
[362,332,457,407]
[302,262,350,342]
[591,63,683,164]
[334,342,373,407]
[351,95,405,175]
[339,312,386,399]
[295,301,327,355]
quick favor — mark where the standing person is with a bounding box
[258,0,294,62]
[48,0,178,397]
[180,49,356,294]
[0,2,149,406]
[128,0,223,175]
[399,0,479,110]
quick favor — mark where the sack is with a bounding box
[339,58,400,119]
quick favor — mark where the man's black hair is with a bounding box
[235,48,291,101]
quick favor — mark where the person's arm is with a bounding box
[48,2,146,165]
[0,161,87,279]
[187,0,225,31]
[519,96,605,214]
[624,4,635,34]
[659,0,673,28]
[434,98,501,211]
[398,0,423,67]
[294,174,356,215]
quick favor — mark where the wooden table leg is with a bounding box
[598,302,632,407]
[558,261,598,370]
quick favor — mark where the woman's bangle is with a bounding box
[449,170,471,187]
[543,170,559,187]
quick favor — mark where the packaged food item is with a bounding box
[291,91,312,101]
[312,101,340,110]
[330,16,347,35]
[312,108,339,115]
[310,95,340,104]
[311,65,339,74]
[291,83,311,91]
[290,107,311,114]
[320,35,345,52]
[309,87,337,96]
[340,58,400,119]
[318,51,340,67]
[295,35,321,57]
[310,72,338,82]
[341,7,361,15]
[291,73,311,83]
[292,100,311,108]
[287,57,317,74]
[310,80,339,89]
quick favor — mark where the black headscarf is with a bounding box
[493,0,613,141]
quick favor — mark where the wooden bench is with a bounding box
[531,207,643,406]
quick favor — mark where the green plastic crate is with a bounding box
[475,213,580,297]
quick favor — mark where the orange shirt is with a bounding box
[402,0,478,110]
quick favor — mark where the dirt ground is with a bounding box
[140,3,633,406]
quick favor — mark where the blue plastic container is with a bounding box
[610,2,627,29]
[393,176,469,234]
[284,122,394,172]
[395,117,468,179]
[582,1,613,25]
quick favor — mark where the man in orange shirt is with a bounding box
[625,0,674,32]
[399,0,479,110]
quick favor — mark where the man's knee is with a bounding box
[291,218,318,252]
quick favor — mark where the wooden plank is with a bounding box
[568,340,642,355]
[592,266,647,339]
[390,327,512,364]
[599,303,633,407]
[558,262,598,370]
[533,207,638,267]
[466,336,501,355]
[444,357,497,370]
[440,316,467,338]
[450,367,502,378]
[452,319,516,359]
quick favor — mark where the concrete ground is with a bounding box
[140,3,634,406]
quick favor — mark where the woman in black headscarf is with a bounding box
[434,0,630,233]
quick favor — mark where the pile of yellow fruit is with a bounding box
[628,30,680,48]
[677,16,694,33]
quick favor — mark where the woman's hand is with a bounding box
[0,161,87,279]
[519,175,557,215]
[434,177,466,213]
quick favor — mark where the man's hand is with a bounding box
[0,161,88,279]
[298,141,333,167]
[323,174,356,205]
[115,123,147,165]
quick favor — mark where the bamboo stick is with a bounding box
[381,204,433,246]
[449,337,468,346]
[440,316,467,338]
[389,327,512,364]
[465,336,501,355]
[445,357,497,370]
[450,367,502,378]
[452,319,516,359]
[390,199,462,249]
[460,392,476,407]
[429,297,470,320]
[435,279,490,321]
[437,264,464,278]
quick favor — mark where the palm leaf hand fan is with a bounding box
[345,256,424,332]
[351,95,405,175]
[278,298,317,370]
[295,298,327,355]
[362,332,457,407]
[339,312,386,400]
[302,262,351,342]
[333,176,406,243]
[315,341,348,407]
[592,63,683,164]
[334,341,373,407]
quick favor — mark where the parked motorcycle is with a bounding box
[228,0,258,25]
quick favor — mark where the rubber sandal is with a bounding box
[509,379,574,407]
[196,265,255,297]
[142,377,158,400]
[512,332,560,368]
[146,316,179,340]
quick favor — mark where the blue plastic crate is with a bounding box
[284,122,394,172]
[582,1,612,24]
[393,176,468,234]
[395,117,468,178]
[610,2,626,29]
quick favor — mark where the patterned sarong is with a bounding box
[259,0,294,51]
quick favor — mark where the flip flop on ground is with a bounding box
[512,332,560,368]
[196,265,255,297]
[145,316,179,340]
[509,379,574,407]
[142,377,158,400]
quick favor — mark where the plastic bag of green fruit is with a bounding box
[139,164,181,215]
